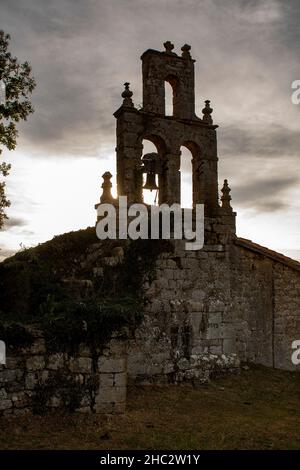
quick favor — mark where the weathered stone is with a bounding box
[0,399,12,410]
[94,401,126,414]
[47,353,65,370]
[25,370,49,390]
[11,391,29,408]
[0,369,23,384]
[78,406,91,414]
[26,356,45,371]
[185,300,205,312]
[78,344,92,357]
[69,357,92,374]
[99,373,114,388]
[108,339,126,356]
[5,356,24,369]
[98,357,126,373]
[96,386,126,404]
[0,388,7,399]
[28,338,46,355]
[113,372,127,388]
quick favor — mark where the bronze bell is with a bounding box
[143,171,158,191]
[142,153,159,191]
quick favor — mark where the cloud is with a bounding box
[1,216,27,230]
[1,0,296,159]
[220,124,300,159]
[0,0,300,251]
[232,176,298,211]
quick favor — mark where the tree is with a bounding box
[0,30,36,229]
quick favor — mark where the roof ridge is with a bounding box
[235,237,300,272]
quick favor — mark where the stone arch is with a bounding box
[164,74,180,117]
[182,140,202,209]
[137,134,167,205]
[182,140,202,158]
[180,144,193,208]
[140,133,167,156]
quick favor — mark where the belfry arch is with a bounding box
[111,41,223,216]
[164,80,173,116]
[141,138,159,205]
[180,145,193,209]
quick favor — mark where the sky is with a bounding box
[0,0,300,261]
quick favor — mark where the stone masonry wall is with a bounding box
[273,262,300,370]
[127,239,300,383]
[231,244,300,370]
[228,245,274,367]
[1,238,299,415]
[127,241,241,384]
[0,328,127,417]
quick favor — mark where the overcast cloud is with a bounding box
[0,0,300,257]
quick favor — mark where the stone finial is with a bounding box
[121,82,134,107]
[100,171,114,203]
[163,41,175,55]
[221,179,233,212]
[202,99,213,124]
[181,44,192,59]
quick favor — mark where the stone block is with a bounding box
[26,356,45,371]
[49,396,61,408]
[209,345,222,355]
[220,324,236,339]
[113,372,127,387]
[223,338,236,354]
[185,300,205,312]
[78,406,91,414]
[0,368,23,384]
[78,344,92,357]
[47,353,65,370]
[191,342,209,354]
[96,386,126,404]
[163,362,174,374]
[28,338,46,355]
[0,399,12,410]
[99,373,114,388]
[11,391,30,408]
[108,339,127,356]
[5,356,24,369]
[75,374,85,385]
[190,289,206,300]
[205,323,221,340]
[98,357,126,373]
[13,408,30,417]
[177,358,190,370]
[208,312,222,325]
[189,312,203,334]
[94,400,126,414]
[69,357,92,374]
[25,370,49,390]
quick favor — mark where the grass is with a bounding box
[1,365,300,450]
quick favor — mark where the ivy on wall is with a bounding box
[0,227,173,351]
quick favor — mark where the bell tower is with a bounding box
[113,41,221,216]
[96,42,236,241]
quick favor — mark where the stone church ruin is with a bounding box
[0,42,299,416]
